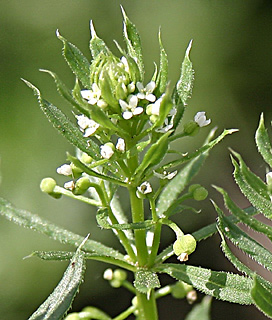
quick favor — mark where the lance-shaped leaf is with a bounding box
[215,186,272,240]
[23,80,101,160]
[30,251,136,272]
[155,263,253,305]
[121,6,144,80]
[154,30,168,98]
[175,40,194,106]
[251,275,272,319]
[255,113,272,168]
[215,201,272,273]
[156,153,207,218]
[231,151,272,220]
[153,87,173,129]
[184,296,212,320]
[133,131,171,180]
[56,30,91,89]
[0,197,125,260]
[134,269,160,294]
[89,21,111,59]
[28,239,87,320]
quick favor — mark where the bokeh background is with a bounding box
[1,0,272,319]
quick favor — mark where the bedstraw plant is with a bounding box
[1,7,272,320]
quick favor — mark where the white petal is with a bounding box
[81,90,92,100]
[136,82,144,91]
[100,145,114,159]
[116,138,125,152]
[119,99,129,111]
[123,111,133,120]
[128,95,138,108]
[133,107,143,115]
[146,81,156,93]
[137,92,146,100]
[146,93,156,102]
[56,164,72,176]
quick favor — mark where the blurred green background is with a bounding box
[1,0,272,319]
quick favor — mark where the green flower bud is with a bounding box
[183,120,199,136]
[173,234,197,259]
[189,184,208,201]
[113,269,127,282]
[171,281,193,299]
[40,178,62,199]
[150,114,159,123]
[64,313,80,320]
[73,177,91,195]
[116,82,128,100]
[80,152,93,164]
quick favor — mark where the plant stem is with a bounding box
[136,290,158,320]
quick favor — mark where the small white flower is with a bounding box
[64,180,75,191]
[266,172,272,185]
[194,112,211,127]
[136,81,156,102]
[177,252,189,262]
[103,268,113,281]
[154,170,177,180]
[100,144,114,159]
[119,95,143,120]
[81,83,107,108]
[56,164,73,176]
[137,181,152,195]
[116,138,126,153]
[76,115,100,137]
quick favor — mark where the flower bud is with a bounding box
[73,177,91,195]
[40,178,62,199]
[189,184,208,201]
[171,281,193,299]
[183,120,199,136]
[100,142,115,159]
[266,172,272,193]
[173,234,197,260]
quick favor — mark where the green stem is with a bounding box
[112,305,136,320]
[136,290,158,320]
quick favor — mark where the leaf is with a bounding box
[154,30,168,98]
[165,128,237,170]
[154,87,173,129]
[133,131,171,180]
[255,113,272,168]
[176,40,194,106]
[231,151,272,219]
[89,21,111,59]
[156,154,207,218]
[215,202,272,273]
[215,186,272,239]
[30,251,136,272]
[56,30,91,89]
[251,275,272,319]
[155,263,253,305]
[121,6,144,79]
[0,197,125,260]
[184,296,212,320]
[39,69,89,117]
[134,269,160,294]
[28,239,86,320]
[23,80,101,160]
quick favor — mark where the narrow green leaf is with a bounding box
[29,240,86,320]
[134,131,171,180]
[251,276,272,319]
[30,251,136,272]
[156,154,207,218]
[89,21,111,59]
[155,263,253,305]
[184,296,212,320]
[40,69,89,116]
[154,87,173,129]
[23,80,101,160]
[134,269,160,294]
[215,202,272,273]
[231,151,272,219]
[255,113,272,168]
[0,197,125,260]
[154,30,168,98]
[121,6,144,79]
[176,40,194,106]
[56,30,91,88]
[165,129,237,170]
[215,186,272,239]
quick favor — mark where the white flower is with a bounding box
[266,172,272,185]
[194,112,211,127]
[137,181,152,195]
[103,268,113,281]
[154,170,177,180]
[56,164,73,176]
[76,115,100,137]
[100,143,114,159]
[136,81,156,102]
[119,95,143,120]
[116,138,125,153]
[64,180,75,191]
[81,83,107,108]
